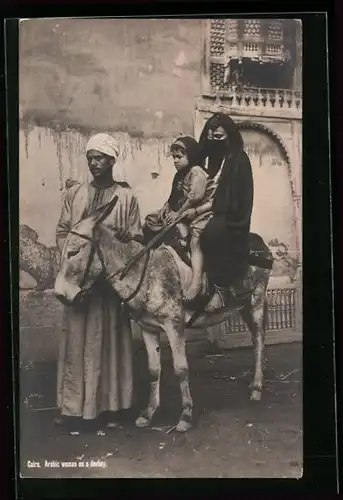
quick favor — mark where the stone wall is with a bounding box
[20,126,178,248]
[19,18,205,247]
[20,18,202,138]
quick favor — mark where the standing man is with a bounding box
[55,133,143,431]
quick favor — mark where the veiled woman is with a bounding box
[198,113,254,292]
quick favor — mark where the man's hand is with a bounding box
[159,203,169,220]
[115,228,132,242]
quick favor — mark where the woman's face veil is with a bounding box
[199,113,244,159]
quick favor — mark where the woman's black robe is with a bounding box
[199,114,254,288]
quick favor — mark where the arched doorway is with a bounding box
[195,114,298,277]
[238,122,297,277]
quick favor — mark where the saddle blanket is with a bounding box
[161,244,255,312]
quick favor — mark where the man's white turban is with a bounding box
[85,133,120,159]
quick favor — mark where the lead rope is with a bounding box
[118,249,151,324]
[121,249,151,304]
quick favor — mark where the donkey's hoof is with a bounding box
[135,416,151,428]
[250,389,262,401]
[176,420,193,433]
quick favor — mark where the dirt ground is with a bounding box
[20,341,302,478]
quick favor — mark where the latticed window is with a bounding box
[205,19,296,93]
[227,19,239,38]
[210,19,225,56]
[209,62,225,90]
[266,44,282,54]
[243,19,261,38]
[243,43,259,53]
[268,20,283,40]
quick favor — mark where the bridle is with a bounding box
[66,228,151,305]
[68,229,106,288]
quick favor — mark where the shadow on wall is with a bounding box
[20,224,59,291]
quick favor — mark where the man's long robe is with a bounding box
[56,181,142,419]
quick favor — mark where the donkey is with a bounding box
[54,197,272,433]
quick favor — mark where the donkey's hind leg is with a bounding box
[135,329,161,428]
[239,284,268,401]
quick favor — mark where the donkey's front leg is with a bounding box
[135,330,161,428]
[163,317,194,432]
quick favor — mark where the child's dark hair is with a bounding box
[169,136,202,168]
[170,143,187,156]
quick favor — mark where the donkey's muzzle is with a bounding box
[54,274,83,307]
[73,289,91,307]
[54,293,73,307]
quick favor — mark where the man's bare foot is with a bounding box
[183,281,202,302]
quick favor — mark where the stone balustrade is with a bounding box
[201,87,302,119]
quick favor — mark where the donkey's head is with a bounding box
[54,196,118,306]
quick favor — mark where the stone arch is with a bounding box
[236,120,291,168]
[236,119,297,210]
[235,119,299,276]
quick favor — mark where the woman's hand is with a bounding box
[115,228,132,242]
[164,212,179,226]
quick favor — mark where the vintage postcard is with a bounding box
[18,17,304,479]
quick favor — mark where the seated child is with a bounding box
[144,136,213,302]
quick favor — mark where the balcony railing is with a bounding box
[202,87,302,119]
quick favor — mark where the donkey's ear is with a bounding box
[92,196,119,225]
